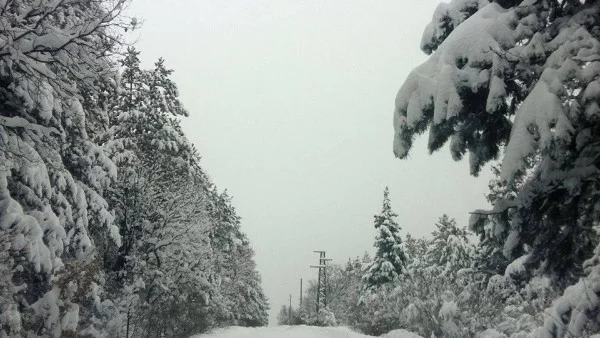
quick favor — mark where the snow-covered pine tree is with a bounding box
[207,191,242,266]
[104,47,195,277]
[207,190,269,327]
[393,0,600,288]
[537,225,600,336]
[364,187,407,288]
[122,166,218,337]
[221,241,269,327]
[277,305,292,325]
[393,225,470,337]
[473,161,537,277]
[426,215,474,276]
[393,0,600,333]
[404,234,418,262]
[404,233,430,266]
[100,47,268,333]
[206,189,242,326]
[106,47,193,172]
[99,48,223,336]
[0,1,130,336]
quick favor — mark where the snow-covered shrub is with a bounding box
[316,308,338,327]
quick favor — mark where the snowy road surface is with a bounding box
[193,326,423,338]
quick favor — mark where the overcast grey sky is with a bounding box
[127,0,492,324]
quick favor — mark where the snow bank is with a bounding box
[381,329,424,338]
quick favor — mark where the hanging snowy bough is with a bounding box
[394,2,522,176]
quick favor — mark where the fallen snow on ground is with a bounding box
[381,329,424,338]
[193,325,424,338]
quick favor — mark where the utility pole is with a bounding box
[310,250,331,313]
[300,278,303,306]
[288,294,292,323]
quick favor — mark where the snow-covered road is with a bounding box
[192,326,423,338]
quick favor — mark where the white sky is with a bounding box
[127,0,492,324]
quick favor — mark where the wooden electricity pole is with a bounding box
[300,278,303,306]
[310,250,331,313]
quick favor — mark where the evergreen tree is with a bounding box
[0,3,269,336]
[404,233,429,265]
[394,0,600,333]
[277,305,292,325]
[472,162,536,276]
[364,187,407,288]
[0,1,129,335]
[101,48,222,337]
[208,191,269,327]
[394,0,600,282]
[426,215,474,276]
[104,47,196,278]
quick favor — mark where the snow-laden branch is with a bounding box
[0,116,58,135]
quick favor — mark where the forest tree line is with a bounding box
[279,188,575,337]
[0,1,268,337]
